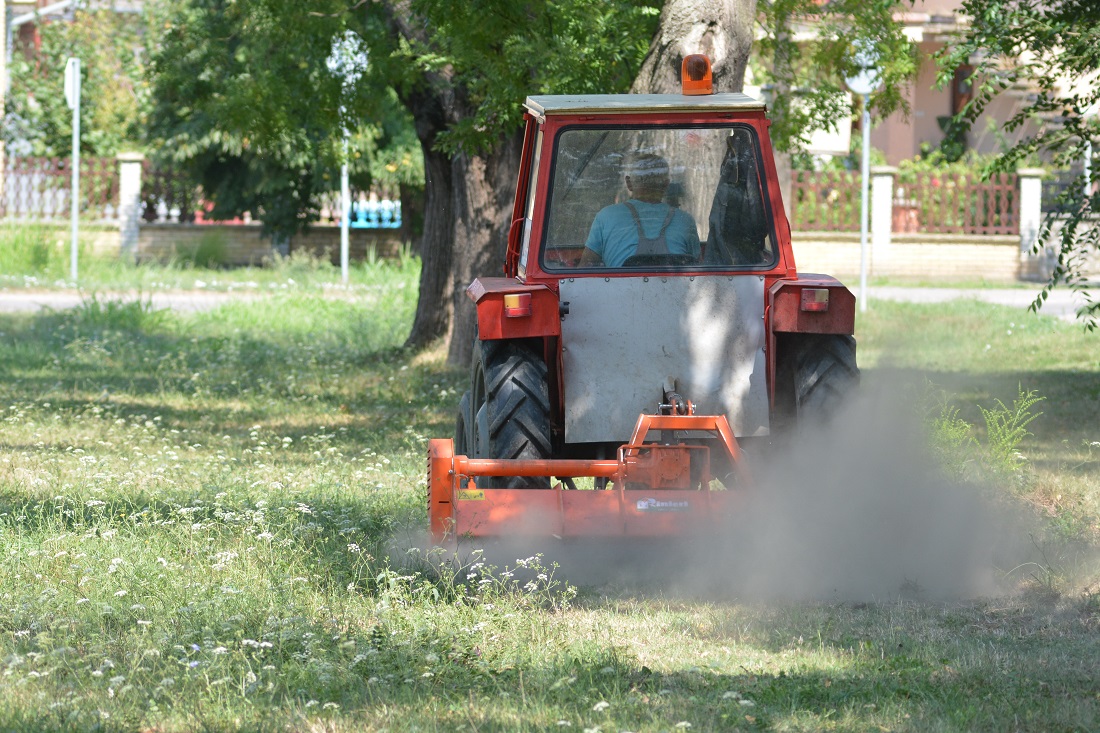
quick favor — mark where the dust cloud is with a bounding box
[454,372,1037,601]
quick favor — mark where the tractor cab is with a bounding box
[514,97,783,277]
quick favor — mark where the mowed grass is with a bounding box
[0,260,1098,731]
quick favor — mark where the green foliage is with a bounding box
[170,231,229,269]
[0,223,61,274]
[68,294,170,334]
[924,386,978,482]
[757,0,918,154]
[940,0,1100,329]
[923,384,1045,486]
[405,0,661,153]
[3,8,149,156]
[145,0,418,237]
[978,387,1045,476]
[895,149,1005,180]
[144,0,658,234]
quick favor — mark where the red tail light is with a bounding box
[503,293,532,317]
[800,288,829,312]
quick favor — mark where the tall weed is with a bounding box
[926,392,977,482]
[924,383,1044,486]
[979,387,1045,477]
[68,294,169,333]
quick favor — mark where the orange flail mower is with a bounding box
[429,57,859,549]
[429,404,750,549]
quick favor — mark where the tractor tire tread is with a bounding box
[474,340,552,488]
[792,334,859,421]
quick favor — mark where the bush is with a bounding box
[171,232,229,269]
[0,223,66,276]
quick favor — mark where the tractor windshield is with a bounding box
[541,124,776,271]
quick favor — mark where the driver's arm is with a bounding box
[581,209,607,266]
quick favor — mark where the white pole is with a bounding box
[1085,140,1092,201]
[340,131,350,284]
[67,58,80,281]
[858,94,870,313]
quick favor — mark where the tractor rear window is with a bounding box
[541,125,776,271]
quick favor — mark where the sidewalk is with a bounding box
[0,290,258,313]
[864,285,1089,320]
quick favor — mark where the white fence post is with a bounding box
[871,165,897,272]
[117,152,144,261]
[1016,168,1046,280]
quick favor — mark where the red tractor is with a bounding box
[428,56,858,549]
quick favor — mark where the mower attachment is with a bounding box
[427,413,750,548]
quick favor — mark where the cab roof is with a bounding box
[524,93,765,119]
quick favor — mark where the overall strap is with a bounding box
[625,202,673,257]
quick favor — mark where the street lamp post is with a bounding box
[845,49,881,314]
[326,31,368,285]
[65,57,81,282]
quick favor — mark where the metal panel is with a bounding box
[558,276,768,443]
[524,93,765,118]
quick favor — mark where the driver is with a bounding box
[579,153,701,267]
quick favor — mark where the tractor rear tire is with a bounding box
[791,334,859,423]
[470,340,552,489]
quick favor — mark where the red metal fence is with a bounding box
[1,156,119,221]
[791,169,1020,236]
[790,170,862,232]
[894,171,1018,235]
[142,160,200,223]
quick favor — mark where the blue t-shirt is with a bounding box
[584,200,701,267]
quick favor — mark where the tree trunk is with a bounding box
[631,0,757,95]
[631,0,759,228]
[383,1,463,351]
[767,3,795,218]
[393,54,522,360]
[404,139,455,349]
[446,130,524,367]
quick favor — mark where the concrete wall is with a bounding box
[793,232,1023,282]
[32,222,406,266]
[134,224,407,266]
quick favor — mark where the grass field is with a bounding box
[1,256,1099,732]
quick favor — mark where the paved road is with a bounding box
[0,290,260,313]
[866,285,1090,320]
[0,285,1091,319]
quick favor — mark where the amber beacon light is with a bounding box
[681,54,713,95]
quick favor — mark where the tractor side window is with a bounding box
[701,128,773,267]
[540,125,776,271]
[517,127,543,276]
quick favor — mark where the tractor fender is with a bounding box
[766,276,857,415]
[768,275,856,335]
[467,277,562,340]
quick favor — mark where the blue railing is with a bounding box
[347,199,402,229]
